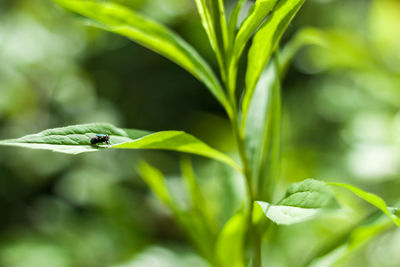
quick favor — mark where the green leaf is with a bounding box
[215,212,246,267]
[227,0,246,51]
[113,131,240,170]
[138,161,176,209]
[181,157,217,235]
[279,179,334,208]
[210,0,229,55]
[0,123,240,171]
[244,57,281,201]
[195,0,218,52]
[227,0,278,93]
[242,0,305,122]
[329,183,400,227]
[256,201,320,225]
[138,162,215,261]
[336,218,393,265]
[307,214,394,267]
[194,0,227,81]
[54,0,232,117]
[0,123,140,154]
[256,179,334,225]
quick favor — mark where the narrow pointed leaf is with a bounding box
[138,161,176,209]
[210,0,229,54]
[329,183,400,227]
[242,0,305,121]
[243,57,281,200]
[227,0,278,93]
[195,0,228,80]
[181,157,217,235]
[54,0,231,117]
[195,0,217,51]
[227,0,246,50]
[0,123,240,170]
[139,162,215,260]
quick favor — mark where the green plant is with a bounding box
[1,0,399,266]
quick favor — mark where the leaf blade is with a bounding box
[227,0,278,93]
[256,201,320,225]
[113,131,240,170]
[195,0,227,81]
[227,0,246,51]
[54,0,232,117]
[244,57,281,201]
[242,0,305,122]
[0,123,240,171]
[215,212,246,267]
[329,182,400,227]
[256,179,334,225]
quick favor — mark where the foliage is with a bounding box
[1,0,399,267]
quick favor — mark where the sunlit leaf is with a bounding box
[0,123,138,154]
[195,0,217,51]
[242,0,305,122]
[0,123,240,170]
[227,0,246,50]
[210,0,229,54]
[194,0,229,80]
[54,0,232,117]
[257,179,334,225]
[227,0,278,93]
[215,212,246,267]
[113,131,240,170]
[329,183,400,227]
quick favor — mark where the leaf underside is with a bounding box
[257,179,334,225]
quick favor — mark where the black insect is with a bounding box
[90,134,110,145]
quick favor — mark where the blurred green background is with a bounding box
[0,0,400,266]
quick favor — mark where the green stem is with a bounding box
[228,87,260,267]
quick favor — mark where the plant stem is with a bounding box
[228,91,261,267]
